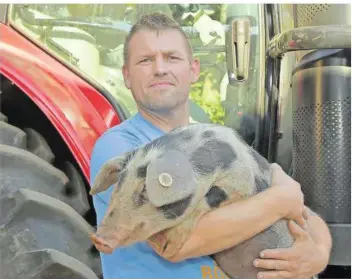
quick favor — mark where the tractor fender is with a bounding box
[0,23,121,181]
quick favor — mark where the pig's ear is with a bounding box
[145,150,197,207]
[90,156,126,195]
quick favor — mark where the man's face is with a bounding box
[122,29,200,113]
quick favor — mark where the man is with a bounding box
[90,13,331,279]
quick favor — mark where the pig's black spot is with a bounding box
[143,129,194,154]
[191,140,236,174]
[250,149,269,171]
[108,210,115,218]
[157,195,193,219]
[205,186,229,208]
[178,129,194,142]
[202,130,215,138]
[143,134,176,154]
[121,149,138,169]
[255,176,270,193]
[137,164,148,179]
[181,135,192,141]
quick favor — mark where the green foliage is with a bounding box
[190,53,226,124]
[186,4,227,124]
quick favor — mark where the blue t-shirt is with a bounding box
[90,112,223,279]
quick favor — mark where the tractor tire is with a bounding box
[0,112,7,122]
[0,114,102,279]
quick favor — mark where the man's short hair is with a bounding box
[123,12,192,65]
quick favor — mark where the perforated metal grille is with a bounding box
[292,97,351,223]
[295,4,331,27]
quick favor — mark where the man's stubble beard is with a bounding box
[140,89,189,115]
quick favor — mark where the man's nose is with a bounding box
[153,56,167,75]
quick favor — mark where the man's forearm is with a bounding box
[170,187,286,262]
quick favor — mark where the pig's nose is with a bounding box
[90,233,114,254]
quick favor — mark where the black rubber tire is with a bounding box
[0,112,8,122]
[0,121,27,149]
[23,128,55,164]
[0,114,101,279]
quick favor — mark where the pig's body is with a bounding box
[90,123,294,279]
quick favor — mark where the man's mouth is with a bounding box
[150,82,174,87]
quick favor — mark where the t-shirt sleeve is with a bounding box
[90,130,138,225]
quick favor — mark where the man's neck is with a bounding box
[138,105,190,132]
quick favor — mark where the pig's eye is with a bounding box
[108,210,115,217]
[137,164,148,179]
[140,186,148,201]
[134,184,148,207]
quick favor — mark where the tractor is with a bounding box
[0,3,350,279]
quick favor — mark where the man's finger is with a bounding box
[259,248,291,260]
[288,220,309,239]
[293,215,308,231]
[253,259,290,271]
[257,270,292,279]
[303,206,310,220]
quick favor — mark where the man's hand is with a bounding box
[270,163,308,229]
[253,220,329,279]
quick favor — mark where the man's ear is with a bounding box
[90,156,126,195]
[122,64,131,89]
[190,57,200,84]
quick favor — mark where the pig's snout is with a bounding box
[91,224,136,251]
[90,233,114,254]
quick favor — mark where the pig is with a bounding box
[89,123,300,279]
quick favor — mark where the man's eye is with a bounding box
[140,58,152,63]
[169,56,179,60]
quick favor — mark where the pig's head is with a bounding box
[89,148,199,250]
